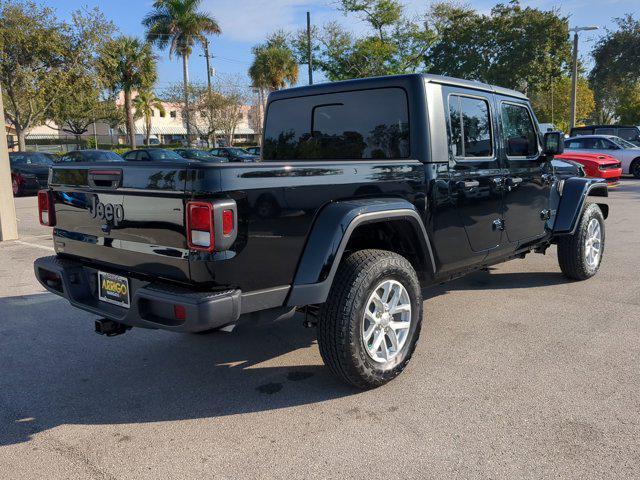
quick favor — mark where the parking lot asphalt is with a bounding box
[1,181,639,480]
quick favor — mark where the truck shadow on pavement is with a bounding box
[0,268,568,446]
[0,295,354,446]
[424,268,570,300]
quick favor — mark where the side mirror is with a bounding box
[543,131,564,156]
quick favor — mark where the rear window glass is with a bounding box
[448,95,493,158]
[263,88,409,160]
[572,128,593,136]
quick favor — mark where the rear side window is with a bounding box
[595,128,615,136]
[572,128,593,136]
[618,127,639,142]
[501,103,538,157]
[263,88,409,160]
[565,140,585,149]
[448,95,493,158]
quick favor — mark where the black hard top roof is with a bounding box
[268,73,528,102]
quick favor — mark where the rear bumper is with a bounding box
[34,255,241,332]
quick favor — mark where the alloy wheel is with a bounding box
[361,279,412,363]
[584,218,602,269]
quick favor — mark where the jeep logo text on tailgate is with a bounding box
[89,196,124,226]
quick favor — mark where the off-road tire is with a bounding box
[557,203,605,280]
[317,249,423,389]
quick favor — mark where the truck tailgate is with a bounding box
[49,163,193,283]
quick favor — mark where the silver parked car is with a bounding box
[564,135,640,178]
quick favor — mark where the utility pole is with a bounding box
[569,25,599,130]
[203,37,213,96]
[0,84,19,241]
[202,37,215,147]
[307,11,313,85]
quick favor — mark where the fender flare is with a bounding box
[552,177,608,235]
[286,198,435,307]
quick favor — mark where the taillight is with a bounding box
[222,209,234,236]
[186,202,214,251]
[186,200,237,252]
[38,190,55,226]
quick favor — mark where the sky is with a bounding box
[38,0,640,90]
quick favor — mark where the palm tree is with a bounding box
[249,33,299,92]
[143,0,221,146]
[134,91,166,145]
[98,36,157,148]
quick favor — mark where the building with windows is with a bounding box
[14,91,261,149]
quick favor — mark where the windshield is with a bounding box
[148,149,185,160]
[184,150,211,159]
[81,151,124,161]
[10,153,54,166]
[228,148,252,156]
[610,136,638,149]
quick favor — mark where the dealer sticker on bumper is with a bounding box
[98,271,130,308]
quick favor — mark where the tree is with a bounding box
[426,1,571,93]
[49,73,119,148]
[0,1,113,150]
[97,36,157,148]
[530,76,595,132]
[590,15,640,123]
[614,82,640,125]
[291,0,433,81]
[143,0,221,146]
[134,90,165,145]
[249,32,298,91]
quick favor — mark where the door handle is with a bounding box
[506,177,523,187]
[456,180,480,189]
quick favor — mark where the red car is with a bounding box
[554,152,622,186]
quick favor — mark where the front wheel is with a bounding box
[631,159,640,179]
[557,203,605,280]
[317,249,423,389]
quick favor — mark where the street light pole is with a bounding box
[569,25,599,130]
[0,84,19,241]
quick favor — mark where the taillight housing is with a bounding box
[187,202,214,251]
[186,199,237,252]
[38,189,56,226]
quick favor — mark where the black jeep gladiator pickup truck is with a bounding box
[35,74,609,389]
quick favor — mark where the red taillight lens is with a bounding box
[190,205,211,231]
[173,305,186,321]
[186,202,214,251]
[222,209,234,236]
[38,190,55,226]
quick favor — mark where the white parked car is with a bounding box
[564,135,640,178]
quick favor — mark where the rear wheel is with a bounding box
[12,176,22,196]
[557,203,605,280]
[317,249,423,389]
